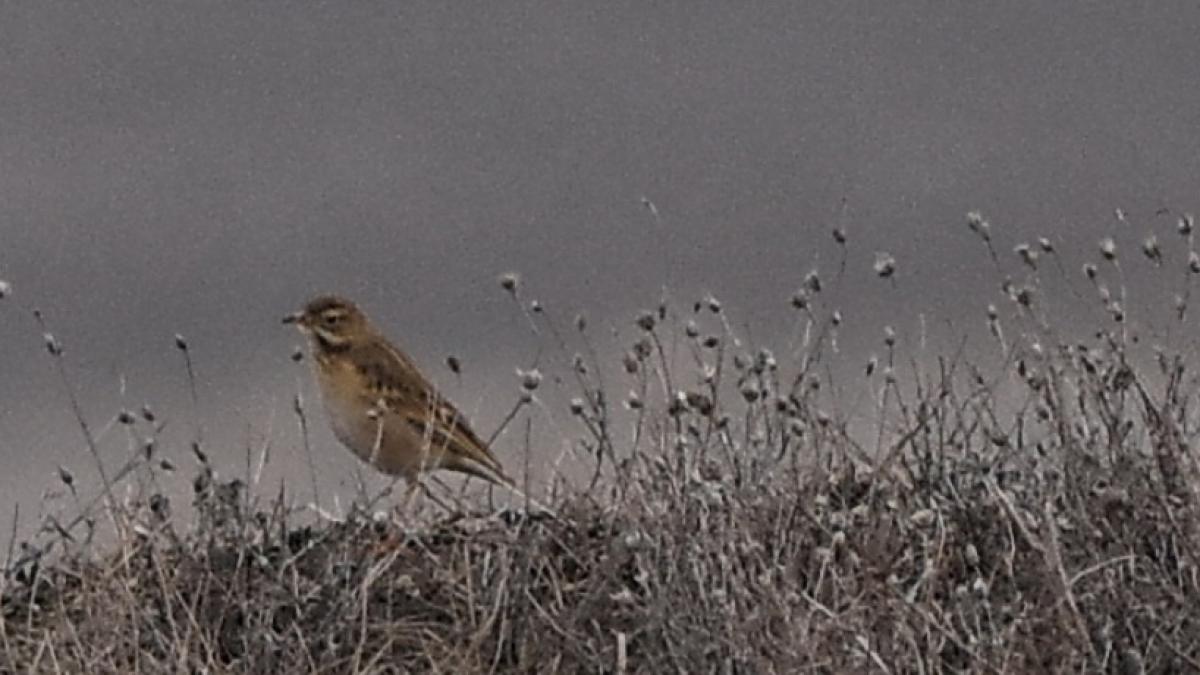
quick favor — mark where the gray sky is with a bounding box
[3,2,1199,546]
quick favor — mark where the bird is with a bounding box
[283,295,514,503]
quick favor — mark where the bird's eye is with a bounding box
[323,312,344,326]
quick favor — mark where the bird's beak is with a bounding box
[282,312,304,325]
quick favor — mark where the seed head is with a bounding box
[790,290,810,310]
[1189,251,1200,274]
[626,391,643,410]
[174,333,189,351]
[1178,213,1195,237]
[704,294,722,313]
[149,494,170,519]
[1014,243,1038,269]
[832,227,847,245]
[668,392,688,417]
[517,367,542,391]
[446,355,461,374]
[1037,237,1055,253]
[1109,302,1125,323]
[686,391,714,415]
[1014,286,1033,308]
[43,332,62,356]
[569,398,586,416]
[290,347,304,362]
[756,348,776,371]
[632,338,652,360]
[1083,263,1098,281]
[0,280,11,299]
[804,270,822,293]
[574,313,587,332]
[529,299,543,313]
[1141,235,1162,265]
[684,320,700,338]
[966,211,991,240]
[191,442,209,465]
[635,310,656,331]
[873,252,896,278]
[831,310,843,327]
[1099,237,1117,261]
[117,409,136,425]
[498,272,520,294]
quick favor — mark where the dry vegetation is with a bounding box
[5,211,1200,673]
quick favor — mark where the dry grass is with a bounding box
[5,211,1200,673]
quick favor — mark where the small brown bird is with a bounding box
[284,295,514,494]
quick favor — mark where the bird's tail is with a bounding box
[450,456,556,517]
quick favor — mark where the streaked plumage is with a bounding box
[284,295,512,487]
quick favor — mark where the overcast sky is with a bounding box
[2,2,1199,548]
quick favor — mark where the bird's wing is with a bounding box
[351,339,511,484]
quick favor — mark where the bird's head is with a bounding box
[283,295,371,349]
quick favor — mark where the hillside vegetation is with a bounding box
[5,212,1200,673]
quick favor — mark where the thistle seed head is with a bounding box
[873,252,896,278]
[498,272,520,294]
[1014,243,1038,269]
[1179,213,1195,236]
[517,367,543,391]
[43,332,62,356]
[966,211,991,240]
[804,270,822,293]
[626,391,643,410]
[1099,237,1117,261]
[1141,235,1162,265]
[635,311,656,331]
